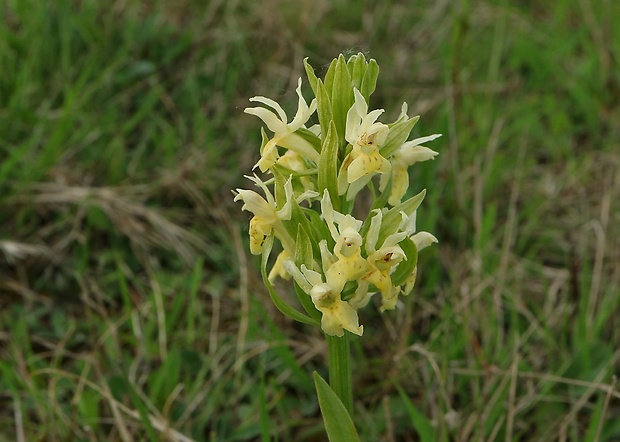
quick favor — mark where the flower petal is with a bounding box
[283,259,313,293]
[234,189,275,220]
[244,107,288,133]
[289,78,317,129]
[407,133,442,146]
[398,145,439,165]
[268,250,292,282]
[411,231,438,250]
[318,298,363,337]
[247,96,288,123]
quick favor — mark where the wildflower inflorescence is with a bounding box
[234,54,439,337]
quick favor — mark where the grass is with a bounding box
[1,0,619,440]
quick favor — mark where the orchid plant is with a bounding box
[234,53,440,439]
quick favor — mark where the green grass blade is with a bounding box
[395,384,436,441]
[124,378,159,441]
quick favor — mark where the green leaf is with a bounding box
[360,58,379,101]
[347,53,367,91]
[390,237,418,287]
[294,224,313,268]
[313,372,360,442]
[380,115,420,158]
[395,384,437,441]
[341,280,359,300]
[330,54,354,146]
[259,127,269,152]
[393,188,427,217]
[303,207,336,251]
[124,377,159,442]
[271,167,319,258]
[260,235,317,326]
[294,126,322,154]
[294,280,322,321]
[271,166,288,209]
[318,121,340,212]
[290,198,321,257]
[259,376,270,442]
[323,58,338,97]
[377,189,426,246]
[315,80,333,141]
[303,57,319,95]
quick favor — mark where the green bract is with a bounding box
[235,53,440,337]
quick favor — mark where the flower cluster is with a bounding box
[234,54,439,337]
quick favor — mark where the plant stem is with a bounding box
[327,334,353,414]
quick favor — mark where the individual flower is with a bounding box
[320,190,368,293]
[381,133,440,206]
[234,175,295,254]
[283,261,363,337]
[338,89,391,199]
[245,78,319,172]
[358,209,413,311]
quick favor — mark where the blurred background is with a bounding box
[1,0,619,440]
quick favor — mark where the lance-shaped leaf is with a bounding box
[318,121,340,212]
[377,189,426,246]
[347,53,367,91]
[260,235,318,326]
[304,58,333,138]
[357,174,393,241]
[314,81,333,140]
[313,372,360,442]
[329,54,354,146]
[294,226,322,321]
[360,58,379,102]
[303,57,319,95]
[303,207,335,251]
[380,115,420,159]
[271,166,319,256]
[323,58,337,98]
[294,127,322,155]
[271,167,288,209]
[390,237,418,286]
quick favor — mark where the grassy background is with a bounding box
[1,0,619,440]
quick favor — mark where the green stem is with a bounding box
[327,334,353,414]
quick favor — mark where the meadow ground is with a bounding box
[1,0,619,440]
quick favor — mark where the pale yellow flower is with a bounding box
[234,175,294,254]
[381,133,440,206]
[320,190,368,292]
[268,250,292,283]
[338,89,391,199]
[361,209,413,311]
[245,78,319,172]
[283,261,363,337]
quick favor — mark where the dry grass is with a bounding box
[1,0,619,440]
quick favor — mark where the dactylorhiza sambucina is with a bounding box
[234,54,440,338]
